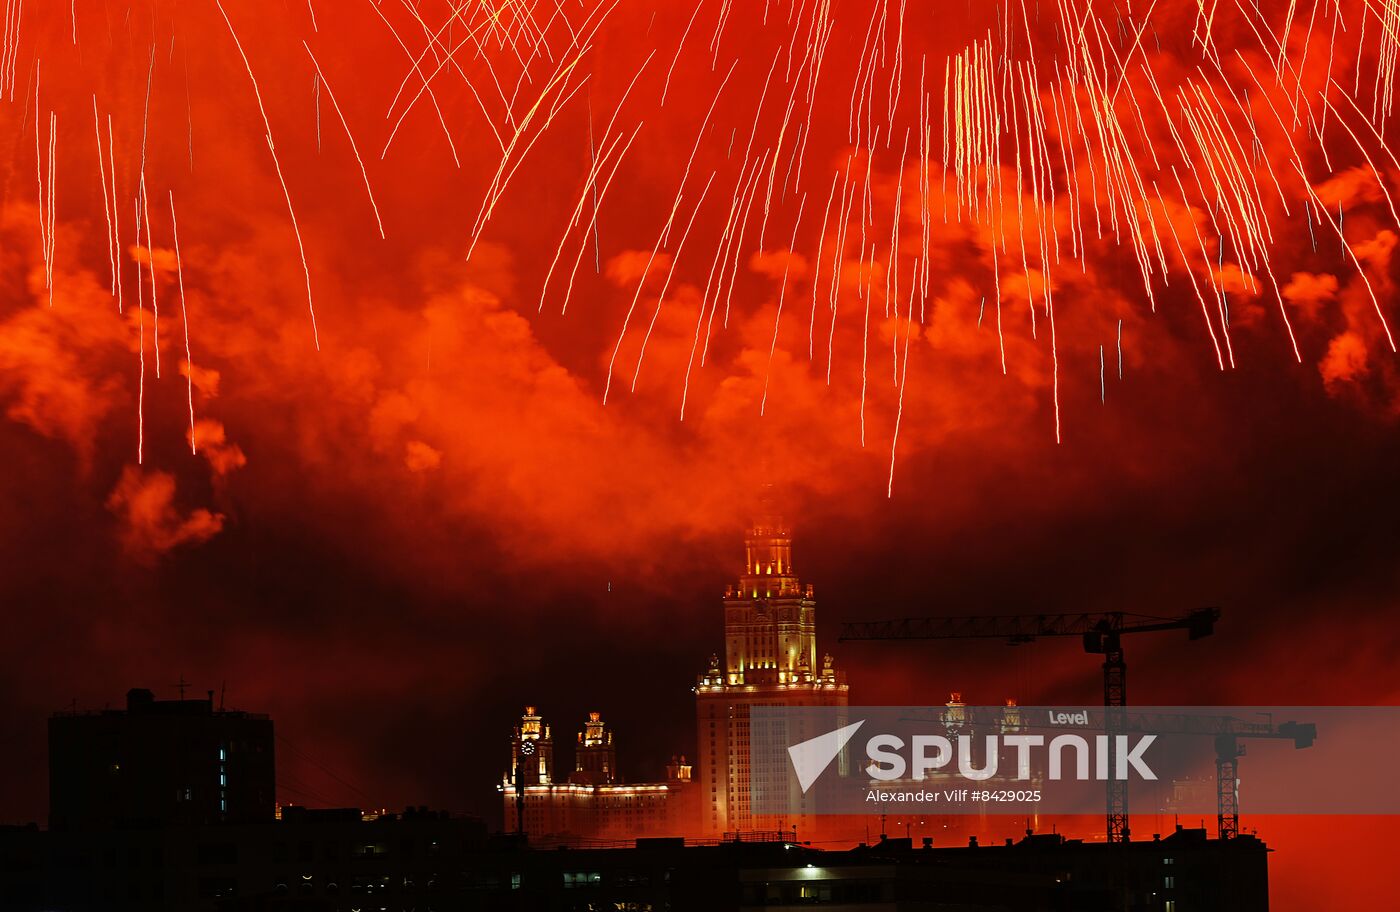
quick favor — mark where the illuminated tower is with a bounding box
[502,706,570,837]
[695,505,848,836]
[571,712,616,785]
[507,705,553,786]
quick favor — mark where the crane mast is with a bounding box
[840,608,1220,842]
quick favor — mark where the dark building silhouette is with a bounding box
[49,687,275,831]
[0,822,1268,911]
[0,685,1271,911]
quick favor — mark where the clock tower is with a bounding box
[507,705,553,786]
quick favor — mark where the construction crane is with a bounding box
[840,608,1221,842]
[898,704,1316,840]
[1205,717,1316,839]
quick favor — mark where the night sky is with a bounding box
[1,2,1398,907]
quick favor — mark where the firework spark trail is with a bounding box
[366,0,464,166]
[681,154,763,421]
[825,159,857,380]
[661,2,705,105]
[1168,169,1229,369]
[663,58,736,247]
[560,122,646,315]
[586,96,602,272]
[759,192,808,415]
[107,114,122,313]
[169,191,196,455]
[1294,159,1398,352]
[15,1,1400,462]
[604,207,688,404]
[1328,75,1400,182]
[633,171,719,392]
[214,0,320,350]
[134,196,146,466]
[887,258,918,497]
[810,169,841,359]
[718,147,777,333]
[467,0,630,225]
[858,237,872,448]
[92,95,116,296]
[34,70,55,307]
[139,174,160,378]
[304,42,387,239]
[710,0,734,67]
[537,49,656,311]
[540,128,627,311]
[379,4,506,155]
[467,45,598,260]
[703,152,769,366]
[2,0,20,102]
[45,110,55,304]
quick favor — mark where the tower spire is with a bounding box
[740,486,799,599]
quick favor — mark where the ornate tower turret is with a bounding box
[571,711,617,785]
[721,499,820,686]
[505,705,553,786]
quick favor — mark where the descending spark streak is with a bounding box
[2,0,21,102]
[662,2,706,105]
[540,129,626,312]
[107,114,122,313]
[888,259,918,498]
[45,110,55,304]
[169,192,196,455]
[140,175,160,378]
[544,63,659,312]
[379,4,503,156]
[134,197,145,466]
[367,0,464,164]
[467,47,596,260]
[92,96,115,297]
[214,0,320,350]
[34,73,55,307]
[760,193,809,416]
[17,0,1400,467]
[586,97,601,272]
[603,179,689,404]
[304,42,386,239]
[810,169,841,360]
[633,171,719,392]
[1294,160,1397,351]
[561,124,646,316]
[664,59,737,247]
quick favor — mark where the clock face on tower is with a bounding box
[520,740,536,756]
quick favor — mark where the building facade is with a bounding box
[500,708,696,840]
[695,506,849,836]
[48,687,275,832]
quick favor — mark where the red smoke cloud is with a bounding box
[0,3,1397,909]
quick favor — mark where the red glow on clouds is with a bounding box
[0,3,1398,908]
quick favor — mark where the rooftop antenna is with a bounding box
[174,675,189,700]
[219,681,227,711]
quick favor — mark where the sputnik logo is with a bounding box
[788,720,865,793]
